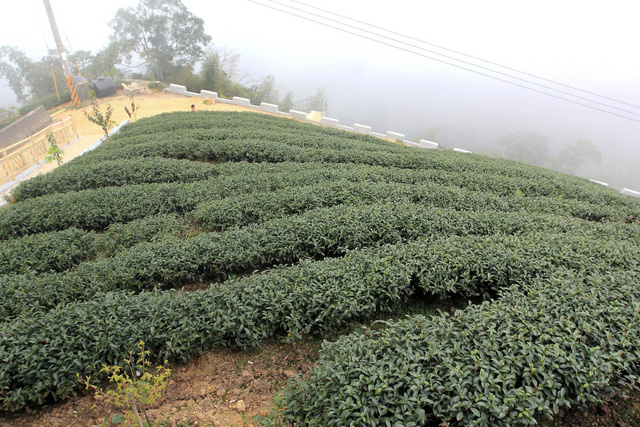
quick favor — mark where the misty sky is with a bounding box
[1,0,639,188]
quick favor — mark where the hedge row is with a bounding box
[190,180,511,231]
[113,112,392,150]
[192,179,634,232]
[71,129,633,211]
[273,269,640,426]
[0,214,190,276]
[2,177,633,279]
[0,228,95,275]
[91,213,191,258]
[0,162,403,239]
[0,200,601,320]
[2,160,635,241]
[0,181,209,240]
[75,111,553,174]
[0,232,635,411]
[101,113,628,202]
[18,92,71,116]
[7,157,219,202]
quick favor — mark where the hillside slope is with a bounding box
[1,111,639,426]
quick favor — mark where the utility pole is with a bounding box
[42,0,85,105]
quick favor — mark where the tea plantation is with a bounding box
[1,111,639,425]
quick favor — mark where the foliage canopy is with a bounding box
[109,0,212,82]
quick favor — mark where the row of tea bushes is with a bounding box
[0,181,207,240]
[0,202,582,319]
[72,111,572,176]
[7,157,219,203]
[1,160,635,241]
[0,214,190,275]
[190,180,509,231]
[1,192,634,322]
[272,269,640,426]
[0,162,422,239]
[1,178,633,279]
[0,232,635,411]
[112,111,393,150]
[2,111,639,419]
[103,112,577,184]
[76,131,635,212]
[0,228,94,275]
[192,179,633,232]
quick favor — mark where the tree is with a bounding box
[85,42,125,80]
[109,0,212,82]
[25,53,67,101]
[309,87,327,111]
[556,139,602,175]
[172,65,205,92]
[68,50,93,76]
[0,46,34,102]
[199,46,248,97]
[280,91,295,109]
[417,125,441,143]
[250,75,279,105]
[200,51,220,90]
[497,130,549,168]
[44,130,64,166]
[0,47,70,103]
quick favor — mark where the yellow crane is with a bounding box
[42,0,86,106]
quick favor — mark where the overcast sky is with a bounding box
[1,0,639,187]
[2,0,638,95]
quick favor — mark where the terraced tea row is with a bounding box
[1,232,635,411]
[0,202,595,319]
[274,269,640,426]
[1,111,638,424]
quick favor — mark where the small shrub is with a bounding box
[79,341,171,427]
[19,92,71,116]
[147,81,167,90]
[44,130,64,166]
[84,90,115,142]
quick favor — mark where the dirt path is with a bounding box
[0,90,263,202]
[42,91,258,170]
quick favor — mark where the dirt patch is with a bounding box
[0,90,278,202]
[63,90,267,137]
[538,388,640,427]
[0,339,321,427]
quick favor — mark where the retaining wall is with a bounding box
[0,106,53,149]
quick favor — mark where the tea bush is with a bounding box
[0,233,636,411]
[7,157,219,202]
[0,228,95,274]
[0,181,210,239]
[274,270,640,426]
[0,202,588,319]
[1,111,639,422]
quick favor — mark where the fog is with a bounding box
[2,0,638,190]
[233,47,639,190]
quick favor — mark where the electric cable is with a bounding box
[247,0,640,123]
[285,0,640,111]
[254,0,640,117]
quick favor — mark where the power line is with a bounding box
[255,0,640,118]
[264,0,640,118]
[285,0,640,111]
[247,0,640,124]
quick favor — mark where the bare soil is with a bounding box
[0,339,322,427]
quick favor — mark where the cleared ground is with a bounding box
[1,90,259,201]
